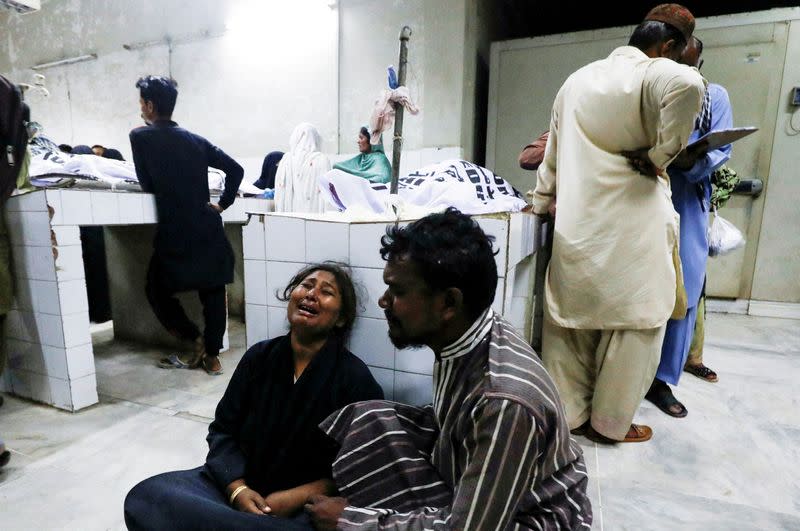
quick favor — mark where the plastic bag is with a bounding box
[708,208,745,257]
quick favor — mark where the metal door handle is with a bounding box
[733,179,763,198]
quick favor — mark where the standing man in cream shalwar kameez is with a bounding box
[532,4,706,443]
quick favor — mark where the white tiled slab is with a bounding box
[305,220,350,263]
[265,215,306,262]
[52,225,81,246]
[15,244,56,281]
[59,190,93,225]
[265,261,305,307]
[58,279,90,315]
[492,279,505,315]
[243,259,267,305]
[6,339,46,375]
[9,369,52,404]
[8,209,52,246]
[476,216,509,276]
[54,244,85,281]
[116,193,145,224]
[90,192,120,224]
[141,195,158,222]
[6,190,47,211]
[242,217,266,260]
[45,189,63,225]
[49,375,74,410]
[62,312,91,348]
[349,222,390,269]
[349,317,394,369]
[65,343,96,380]
[351,267,386,319]
[69,373,99,410]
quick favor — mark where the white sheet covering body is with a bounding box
[318,159,526,216]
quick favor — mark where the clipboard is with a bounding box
[688,127,758,151]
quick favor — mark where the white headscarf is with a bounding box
[274,123,331,213]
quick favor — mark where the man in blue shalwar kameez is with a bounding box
[646,36,733,417]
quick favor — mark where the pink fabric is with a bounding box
[368,86,420,144]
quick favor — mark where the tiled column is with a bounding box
[2,191,97,411]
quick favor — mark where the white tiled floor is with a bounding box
[1,313,799,530]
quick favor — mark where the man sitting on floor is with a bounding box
[304,208,592,530]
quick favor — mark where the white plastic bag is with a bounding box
[708,208,745,257]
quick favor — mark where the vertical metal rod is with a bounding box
[390,26,412,195]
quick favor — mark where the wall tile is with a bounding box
[349,223,389,269]
[90,192,120,225]
[66,343,95,380]
[54,245,85,281]
[351,267,385,319]
[243,260,267,305]
[69,373,99,411]
[60,191,93,225]
[267,306,289,339]
[349,317,394,369]
[62,312,91,349]
[265,216,306,262]
[37,312,66,348]
[305,220,350,264]
[242,217,266,260]
[13,277,33,312]
[368,366,394,400]
[245,304,268,348]
[58,279,89,315]
[394,371,433,407]
[395,346,435,376]
[266,261,305,307]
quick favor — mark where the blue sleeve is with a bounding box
[683,84,733,184]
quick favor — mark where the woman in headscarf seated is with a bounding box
[124,262,384,531]
[253,151,284,190]
[274,124,330,213]
[333,126,392,184]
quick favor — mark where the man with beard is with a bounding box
[304,208,591,531]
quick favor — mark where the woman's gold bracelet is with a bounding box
[229,485,249,505]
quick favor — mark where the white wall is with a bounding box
[1,0,338,174]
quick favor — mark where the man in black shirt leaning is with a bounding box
[130,75,243,375]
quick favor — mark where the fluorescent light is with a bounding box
[31,54,97,70]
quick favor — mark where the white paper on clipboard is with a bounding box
[688,127,758,151]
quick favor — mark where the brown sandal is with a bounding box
[586,423,653,444]
[684,363,718,382]
[202,356,224,376]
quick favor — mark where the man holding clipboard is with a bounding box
[645,36,747,417]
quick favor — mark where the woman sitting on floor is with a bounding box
[124,262,384,530]
[333,126,392,184]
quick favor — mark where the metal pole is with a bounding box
[390,26,412,195]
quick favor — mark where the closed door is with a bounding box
[699,21,788,299]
